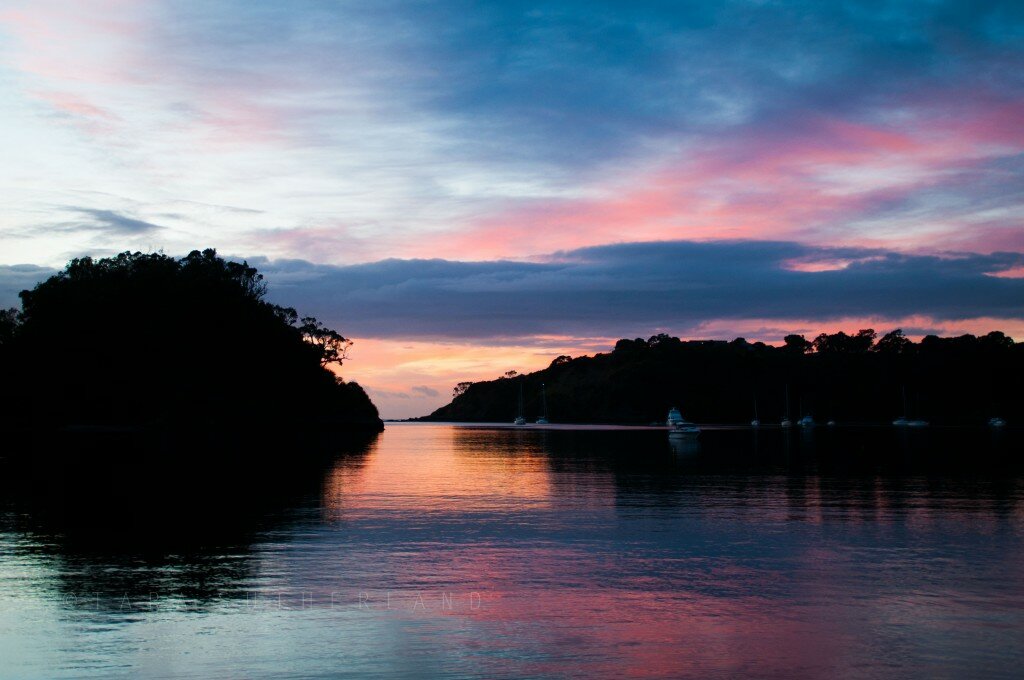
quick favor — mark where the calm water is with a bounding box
[1,423,1023,678]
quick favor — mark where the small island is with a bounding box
[0,250,382,457]
[424,331,1022,426]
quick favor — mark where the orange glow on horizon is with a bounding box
[340,315,1024,419]
[337,336,615,419]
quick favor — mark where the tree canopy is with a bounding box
[0,250,381,435]
[426,329,1022,425]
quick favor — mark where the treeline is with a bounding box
[424,330,1022,425]
[0,250,382,443]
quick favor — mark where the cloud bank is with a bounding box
[0,264,57,309]
[249,240,1024,340]
[4,241,1020,341]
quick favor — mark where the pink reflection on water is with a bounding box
[308,424,1024,677]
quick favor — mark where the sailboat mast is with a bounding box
[541,383,548,419]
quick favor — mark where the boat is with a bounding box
[667,407,700,436]
[989,417,1007,427]
[827,420,836,427]
[781,385,793,427]
[907,392,929,428]
[798,415,815,428]
[513,380,526,425]
[893,386,909,426]
[751,396,760,427]
[535,383,549,424]
[901,392,928,427]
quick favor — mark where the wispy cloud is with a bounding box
[2,1,1023,265]
[58,207,163,235]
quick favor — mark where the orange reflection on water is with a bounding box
[322,424,577,518]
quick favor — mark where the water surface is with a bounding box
[1,423,1022,678]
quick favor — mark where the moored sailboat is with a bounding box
[536,383,549,424]
[893,386,909,426]
[513,380,526,425]
[781,385,793,427]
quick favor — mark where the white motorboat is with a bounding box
[989,417,1006,427]
[667,407,700,436]
[781,418,793,428]
[892,417,909,426]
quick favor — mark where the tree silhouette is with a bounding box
[0,308,17,345]
[429,329,1022,426]
[299,316,352,368]
[813,329,876,353]
[875,329,912,354]
[0,250,381,438]
[783,334,812,354]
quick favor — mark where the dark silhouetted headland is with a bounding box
[0,249,382,456]
[423,330,1022,426]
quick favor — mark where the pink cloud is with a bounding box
[1,1,296,149]
[406,96,1024,261]
[0,2,147,85]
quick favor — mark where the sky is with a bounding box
[1,0,1023,418]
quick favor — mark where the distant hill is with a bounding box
[422,331,1022,426]
[0,250,382,449]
